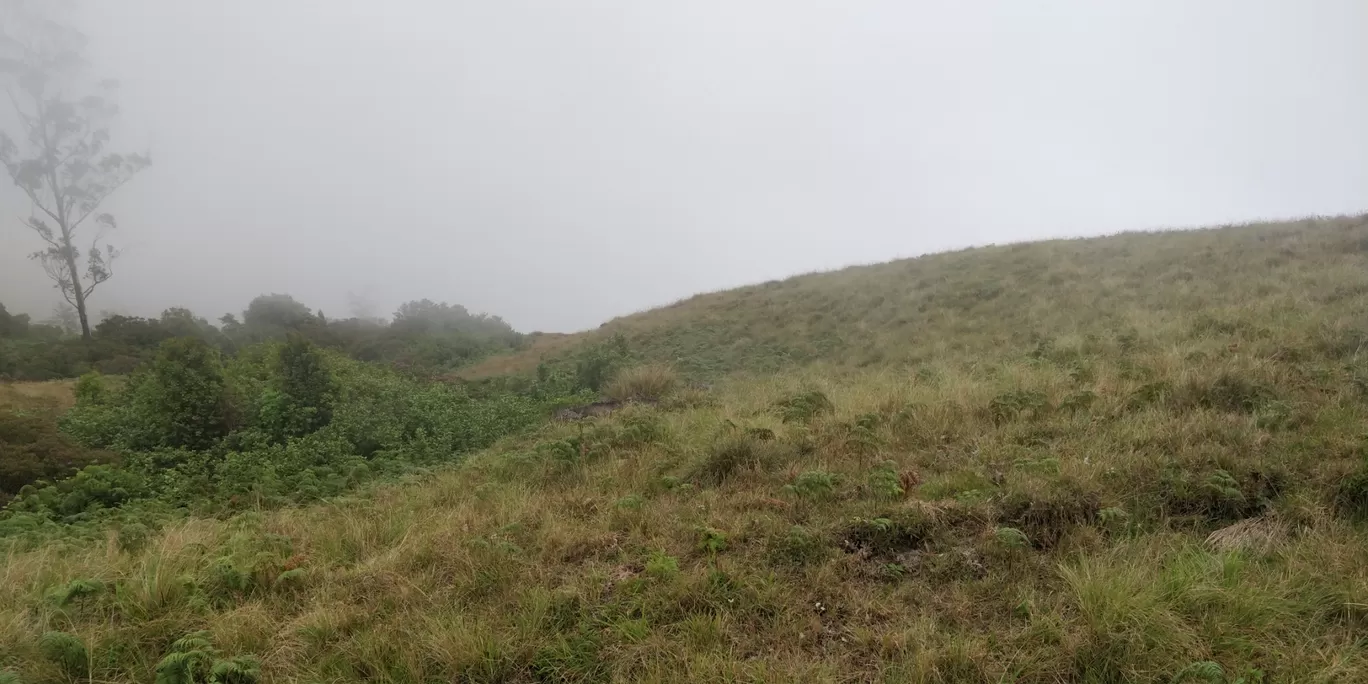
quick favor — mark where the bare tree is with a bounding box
[0,1,149,339]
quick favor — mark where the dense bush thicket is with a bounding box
[0,294,525,380]
[0,331,575,546]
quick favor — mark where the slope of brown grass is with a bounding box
[0,380,77,414]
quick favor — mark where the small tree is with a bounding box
[136,337,228,450]
[267,333,336,440]
[242,294,314,330]
[0,302,30,338]
[0,2,150,339]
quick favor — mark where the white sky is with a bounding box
[2,0,1366,331]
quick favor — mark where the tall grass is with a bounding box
[3,214,1368,682]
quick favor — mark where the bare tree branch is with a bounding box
[0,4,147,339]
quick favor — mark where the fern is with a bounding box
[273,568,306,589]
[209,656,262,684]
[38,631,88,677]
[1203,470,1246,503]
[866,461,905,500]
[156,631,216,684]
[170,630,214,654]
[994,527,1031,549]
[44,578,104,607]
[1173,660,1225,682]
[156,651,212,684]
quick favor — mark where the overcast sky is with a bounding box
[2,0,1365,332]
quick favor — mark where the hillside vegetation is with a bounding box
[5,214,1368,683]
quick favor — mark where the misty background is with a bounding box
[2,0,1365,333]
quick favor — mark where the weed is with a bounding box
[766,525,829,568]
[993,526,1031,549]
[645,551,680,580]
[774,389,834,423]
[784,470,838,500]
[696,527,728,556]
[987,389,1049,424]
[866,460,905,500]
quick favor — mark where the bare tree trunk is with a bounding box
[63,244,91,340]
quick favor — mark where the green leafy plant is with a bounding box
[993,527,1031,549]
[785,470,837,499]
[155,631,261,684]
[867,461,905,500]
[38,631,87,679]
[44,578,103,607]
[644,550,680,580]
[774,389,834,423]
[696,526,728,555]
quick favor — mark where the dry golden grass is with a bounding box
[604,364,679,403]
[5,214,1368,682]
[0,379,76,414]
[457,332,579,379]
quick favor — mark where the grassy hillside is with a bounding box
[5,214,1368,683]
[464,215,1368,380]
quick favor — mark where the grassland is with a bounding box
[5,214,1368,683]
[0,380,77,415]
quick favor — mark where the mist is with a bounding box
[2,0,1365,332]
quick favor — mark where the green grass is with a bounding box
[4,213,1368,682]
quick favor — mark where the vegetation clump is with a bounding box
[604,363,678,403]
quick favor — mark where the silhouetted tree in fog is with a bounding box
[0,1,149,339]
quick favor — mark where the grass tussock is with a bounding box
[604,363,678,403]
[4,215,1368,681]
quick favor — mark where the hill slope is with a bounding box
[6,214,1368,683]
[465,214,1368,379]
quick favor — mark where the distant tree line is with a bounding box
[0,295,524,381]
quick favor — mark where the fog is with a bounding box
[2,0,1365,332]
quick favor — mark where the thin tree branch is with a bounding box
[69,174,134,229]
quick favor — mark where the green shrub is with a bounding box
[866,460,905,500]
[785,470,838,499]
[645,550,680,579]
[258,334,336,442]
[1179,373,1276,414]
[72,371,107,404]
[574,333,630,393]
[81,337,231,452]
[155,631,262,684]
[767,525,829,568]
[696,526,728,555]
[774,389,834,423]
